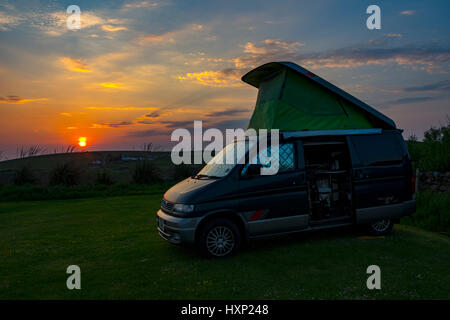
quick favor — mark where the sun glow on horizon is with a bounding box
[78,137,87,147]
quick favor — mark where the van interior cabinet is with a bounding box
[303,140,353,222]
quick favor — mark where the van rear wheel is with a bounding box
[367,218,394,236]
[198,218,241,258]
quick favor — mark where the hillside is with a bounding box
[0,151,175,185]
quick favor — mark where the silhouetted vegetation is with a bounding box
[95,170,115,186]
[173,164,201,181]
[407,119,450,172]
[49,162,82,186]
[52,145,78,154]
[140,142,154,152]
[402,191,450,234]
[132,160,162,184]
[16,145,46,159]
[13,165,38,185]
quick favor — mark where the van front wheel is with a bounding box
[198,218,241,258]
[367,218,394,236]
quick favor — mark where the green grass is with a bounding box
[401,191,450,234]
[0,195,449,299]
[0,183,174,202]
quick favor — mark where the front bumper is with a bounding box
[156,209,200,244]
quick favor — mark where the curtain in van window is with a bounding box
[350,133,403,166]
[242,143,295,174]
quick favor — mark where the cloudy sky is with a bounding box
[0,0,449,158]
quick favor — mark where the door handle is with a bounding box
[294,173,305,184]
[354,169,365,179]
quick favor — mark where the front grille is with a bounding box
[161,199,174,212]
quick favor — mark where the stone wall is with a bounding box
[418,171,450,193]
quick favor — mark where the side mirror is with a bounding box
[245,163,262,177]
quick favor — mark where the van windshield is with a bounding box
[195,140,250,178]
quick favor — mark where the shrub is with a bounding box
[13,165,38,185]
[173,164,201,181]
[49,162,82,186]
[401,191,450,234]
[132,160,162,184]
[407,120,450,172]
[95,170,115,186]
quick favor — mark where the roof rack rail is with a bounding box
[281,128,382,139]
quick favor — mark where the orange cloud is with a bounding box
[138,24,206,45]
[90,121,135,128]
[101,24,128,32]
[36,11,107,36]
[100,82,126,89]
[244,39,303,54]
[90,123,110,129]
[85,106,158,111]
[60,57,92,72]
[400,10,415,15]
[138,33,172,44]
[178,69,242,87]
[0,12,24,30]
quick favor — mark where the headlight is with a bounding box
[173,204,195,213]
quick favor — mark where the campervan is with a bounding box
[156,62,416,257]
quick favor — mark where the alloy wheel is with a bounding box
[371,219,391,232]
[206,226,235,257]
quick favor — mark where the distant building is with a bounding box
[120,155,154,162]
[88,160,103,168]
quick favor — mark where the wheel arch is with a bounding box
[194,211,248,244]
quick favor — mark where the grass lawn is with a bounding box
[0,194,449,299]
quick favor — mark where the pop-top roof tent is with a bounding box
[242,62,396,132]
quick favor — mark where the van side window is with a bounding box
[242,143,295,175]
[350,133,403,166]
[278,143,296,172]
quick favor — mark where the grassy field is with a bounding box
[0,151,205,185]
[0,194,449,300]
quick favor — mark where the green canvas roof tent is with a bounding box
[242,62,396,131]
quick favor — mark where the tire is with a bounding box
[197,218,241,258]
[367,218,394,236]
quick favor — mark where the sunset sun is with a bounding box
[78,137,87,148]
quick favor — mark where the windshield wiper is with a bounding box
[191,174,221,179]
[206,175,221,179]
